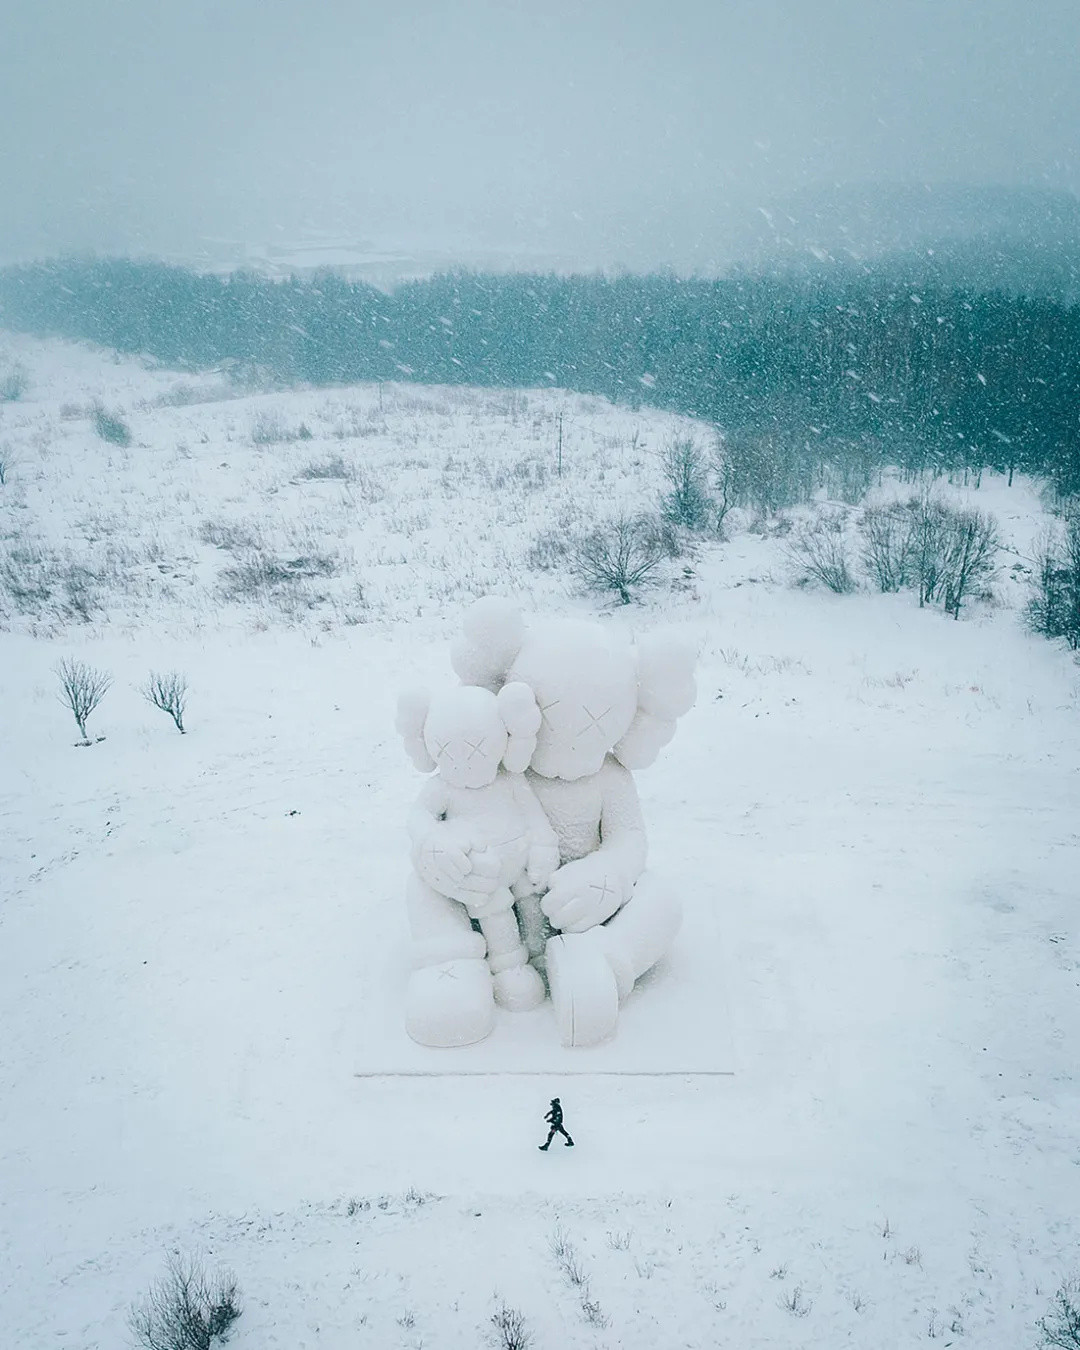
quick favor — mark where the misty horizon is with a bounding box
[3,0,1080,273]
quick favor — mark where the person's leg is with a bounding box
[558,1124,574,1146]
[539,1125,556,1150]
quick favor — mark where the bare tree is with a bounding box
[786,515,857,594]
[659,438,713,532]
[143,671,189,733]
[1039,1277,1080,1349]
[129,1252,241,1350]
[571,514,666,604]
[940,508,1000,618]
[1027,514,1080,649]
[55,657,112,741]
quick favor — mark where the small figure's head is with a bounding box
[396,681,542,789]
[551,1097,560,1106]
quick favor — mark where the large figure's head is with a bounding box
[450,597,696,782]
[396,681,542,789]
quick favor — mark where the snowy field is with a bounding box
[1,331,1079,1348]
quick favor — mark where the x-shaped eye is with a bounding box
[539,699,560,727]
[577,704,612,737]
[431,737,456,763]
[464,737,487,762]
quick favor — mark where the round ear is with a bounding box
[634,634,697,720]
[613,635,697,770]
[395,687,436,771]
[450,596,526,692]
[496,680,541,773]
[612,711,677,769]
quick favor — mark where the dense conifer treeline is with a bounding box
[1,257,1077,496]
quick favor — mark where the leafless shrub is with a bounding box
[571,513,667,604]
[580,1297,609,1328]
[251,412,310,445]
[0,452,10,486]
[296,455,353,480]
[0,363,28,402]
[198,519,259,554]
[549,1225,589,1289]
[490,1300,534,1350]
[526,527,572,573]
[786,515,856,593]
[860,494,1000,615]
[1027,514,1080,649]
[143,671,188,733]
[778,1285,812,1318]
[218,548,338,601]
[55,657,111,741]
[91,402,132,446]
[1039,1277,1080,1348]
[129,1251,241,1350]
[660,437,714,531]
[861,503,915,592]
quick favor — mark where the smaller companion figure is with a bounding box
[539,1097,574,1150]
[396,682,561,1047]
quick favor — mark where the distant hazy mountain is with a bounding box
[731,183,1080,300]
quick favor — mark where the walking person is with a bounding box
[538,1097,574,1149]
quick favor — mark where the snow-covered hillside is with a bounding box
[1,332,1078,1349]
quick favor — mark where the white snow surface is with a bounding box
[1,331,1079,1348]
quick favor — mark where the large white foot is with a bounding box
[405,959,495,1047]
[492,962,546,1011]
[545,929,620,1048]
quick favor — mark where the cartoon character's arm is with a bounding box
[409,779,500,905]
[509,773,560,890]
[541,759,647,933]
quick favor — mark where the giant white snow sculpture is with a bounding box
[397,598,696,1048]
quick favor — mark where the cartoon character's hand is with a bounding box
[525,839,560,891]
[540,855,630,933]
[414,825,500,906]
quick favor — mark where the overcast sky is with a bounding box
[2,0,1078,269]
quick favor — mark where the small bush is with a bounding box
[490,1300,534,1350]
[571,513,666,605]
[91,402,132,446]
[939,507,1000,618]
[199,519,259,553]
[297,455,352,480]
[787,514,856,593]
[143,671,189,733]
[219,548,338,601]
[129,1252,241,1350]
[861,502,915,592]
[55,656,112,741]
[857,493,1000,616]
[0,364,28,402]
[1027,514,1080,649]
[1039,1277,1080,1348]
[251,412,310,445]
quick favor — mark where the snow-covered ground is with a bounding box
[1,331,1078,1349]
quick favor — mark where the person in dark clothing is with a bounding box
[539,1097,574,1149]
